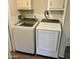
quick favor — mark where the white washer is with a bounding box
[36,19,61,58]
[12,18,38,54]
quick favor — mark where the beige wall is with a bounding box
[63,0,70,46]
[33,0,48,14]
[8,0,18,16]
[59,0,70,57]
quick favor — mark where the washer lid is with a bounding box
[36,22,61,31]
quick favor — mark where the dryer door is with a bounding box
[36,30,59,57]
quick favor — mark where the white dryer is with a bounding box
[36,19,61,58]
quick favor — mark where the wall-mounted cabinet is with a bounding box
[16,0,33,10]
[47,0,68,27]
[48,0,65,11]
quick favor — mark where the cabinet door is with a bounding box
[48,0,64,9]
[37,30,59,52]
[17,0,31,9]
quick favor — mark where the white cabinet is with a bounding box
[16,0,33,10]
[48,0,65,10]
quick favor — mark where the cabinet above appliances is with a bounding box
[16,0,33,10]
[48,0,65,11]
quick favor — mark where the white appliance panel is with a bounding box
[36,29,59,58]
[37,30,58,52]
[13,26,34,54]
